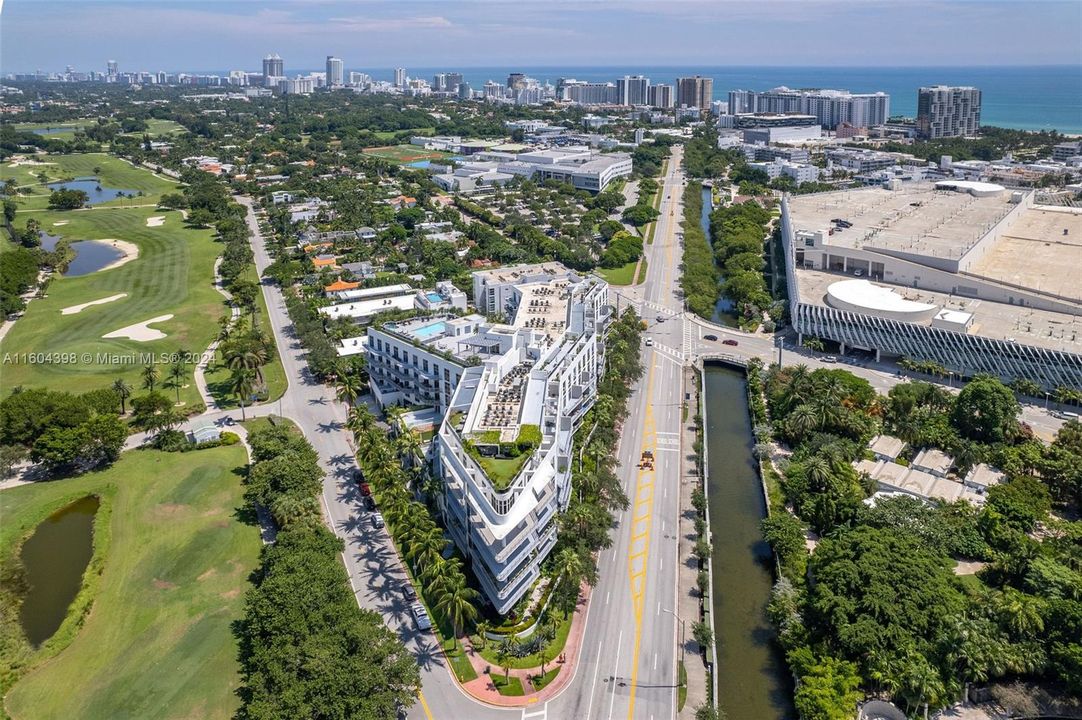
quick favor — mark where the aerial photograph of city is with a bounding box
[0,1,1080,719]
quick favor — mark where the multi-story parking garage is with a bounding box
[782,182,1082,390]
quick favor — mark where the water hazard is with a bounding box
[17,496,100,646]
[703,364,795,718]
[47,177,136,205]
[38,232,124,276]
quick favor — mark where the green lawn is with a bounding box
[478,453,531,491]
[531,666,561,691]
[0,206,223,410]
[476,608,575,670]
[361,145,452,164]
[2,445,259,720]
[2,153,177,210]
[492,674,524,696]
[597,261,638,286]
[127,119,186,137]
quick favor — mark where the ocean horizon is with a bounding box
[199,65,1082,134]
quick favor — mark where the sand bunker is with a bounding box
[6,156,55,167]
[52,221,69,227]
[102,314,173,342]
[97,239,139,272]
[61,293,127,315]
[146,216,166,227]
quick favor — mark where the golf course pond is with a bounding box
[17,495,100,647]
[47,177,137,205]
[39,232,124,276]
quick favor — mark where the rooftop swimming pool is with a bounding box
[411,321,446,340]
[426,292,444,303]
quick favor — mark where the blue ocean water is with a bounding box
[360,65,1081,134]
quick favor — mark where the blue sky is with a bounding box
[3,0,1080,73]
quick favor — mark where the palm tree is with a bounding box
[347,405,376,440]
[112,378,132,415]
[553,547,583,611]
[496,639,513,681]
[475,621,491,650]
[165,360,186,405]
[995,588,1045,639]
[141,363,160,392]
[336,373,362,408]
[802,456,832,490]
[385,404,407,432]
[229,367,256,420]
[271,494,320,527]
[786,404,818,438]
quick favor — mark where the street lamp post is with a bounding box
[662,607,686,666]
[1045,392,1051,411]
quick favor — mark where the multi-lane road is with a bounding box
[236,144,1069,720]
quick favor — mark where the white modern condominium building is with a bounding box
[431,263,611,614]
[917,85,982,139]
[728,87,890,129]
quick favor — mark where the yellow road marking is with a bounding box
[418,690,434,720]
[626,358,658,720]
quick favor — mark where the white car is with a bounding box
[645,338,654,347]
[410,602,431,630]
[822,355,838,364]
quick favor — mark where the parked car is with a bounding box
[410,602,431,630]
[722,339,738,346]
[360,483,372,497]
[402,583,417,601]
[703,334,718,341]
[363,495,375,511]
[822,355,838,364]
[370,512,385,529]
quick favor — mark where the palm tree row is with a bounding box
[351,405,479,646]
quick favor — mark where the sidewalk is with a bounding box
[678,363,709,718]
[453,582,592,707]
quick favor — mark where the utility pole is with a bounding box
[662,608,686,666]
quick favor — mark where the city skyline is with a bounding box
[3,0,1081,72]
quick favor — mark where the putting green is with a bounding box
[2,445,258,720]
[0,205,223,409]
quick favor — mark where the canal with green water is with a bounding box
[703,364,795,719]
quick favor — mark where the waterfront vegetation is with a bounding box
[752,365,1082,717]
[709,200,775,330]
[680,181,721,318]
[238,423,420,718]
[1,446,258,719]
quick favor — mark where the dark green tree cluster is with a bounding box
[237,424,420,719]
[621,202,659,227]
[599,230,643,268]
[46,188,88,210]
[680,182,721,318]
[868,126,1064,164]
[0,387,126,474]
[709,200,773,322]
[759,365,1082,715]
[0,247,40,315]
[682,128,735,179]
[630,135,674,177]
[283,293,340,380]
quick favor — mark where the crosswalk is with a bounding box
[651,341,685,365]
